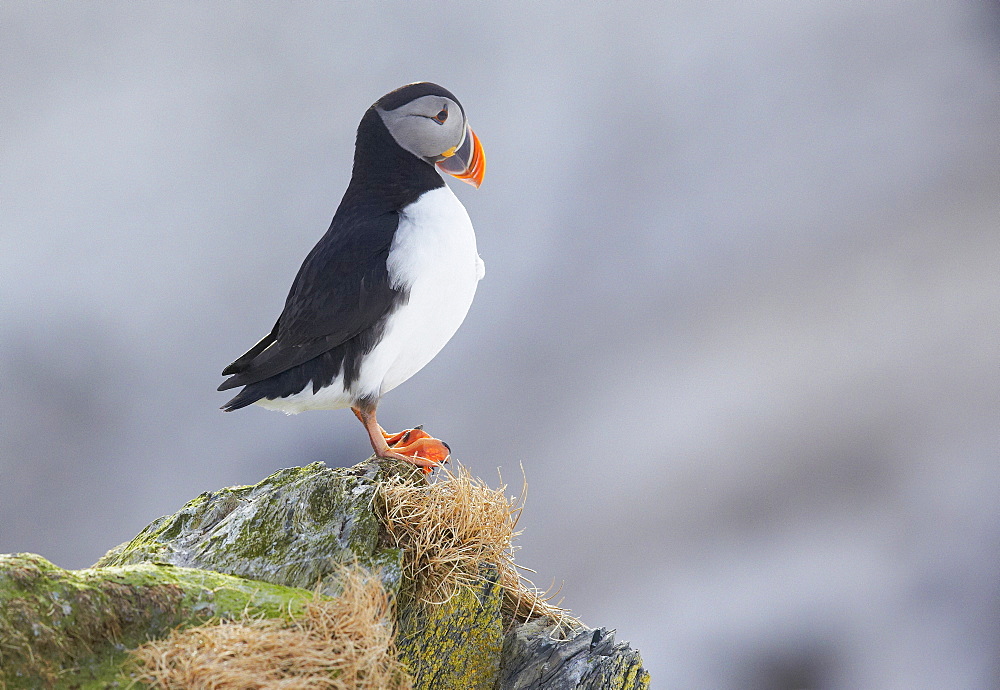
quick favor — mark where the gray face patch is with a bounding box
[376,95,467,162]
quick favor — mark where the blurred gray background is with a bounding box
[2,2,999,688]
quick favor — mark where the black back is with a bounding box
[218,97,446,409]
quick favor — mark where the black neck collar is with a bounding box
[343,109,445,213]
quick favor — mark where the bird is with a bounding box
[218,82,485,473]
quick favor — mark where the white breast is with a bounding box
[254,184,483,415]
[355,185,484,399]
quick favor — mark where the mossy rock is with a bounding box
[95,460,413,595]
[397,564,505,689]
[0,553,318,688]
[4,460,649,689]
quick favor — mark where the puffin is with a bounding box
[218,82,485,472]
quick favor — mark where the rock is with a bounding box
[0,552,317,688]
[498,616,652,689]
[397,563,505,689]
[2,460,649,689]
[95,460,411,595]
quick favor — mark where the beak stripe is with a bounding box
[435,124,485,188]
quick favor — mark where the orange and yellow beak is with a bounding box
[435,124,485,188]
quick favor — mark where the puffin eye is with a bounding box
[433,107,448,124]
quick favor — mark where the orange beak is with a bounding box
[435,124,486,188]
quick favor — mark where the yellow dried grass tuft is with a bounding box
[130,564,411,690]
[375,463,579,627]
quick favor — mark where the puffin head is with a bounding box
[374,82,486,188]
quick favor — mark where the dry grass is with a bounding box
[129,465,580,689]
[130,564,411,690]
[375,463,579,627]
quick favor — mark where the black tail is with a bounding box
[222,325,279,377]
[220,385,265,412]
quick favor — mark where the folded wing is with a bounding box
[218,209,404,392]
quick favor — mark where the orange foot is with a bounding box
[381,427,451,474]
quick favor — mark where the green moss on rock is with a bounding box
[396,564,504,689]
[5,460,650,688]
[0,553,317,688]
[95,461,415,596]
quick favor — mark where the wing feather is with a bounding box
[218,208,403,392]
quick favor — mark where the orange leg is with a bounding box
[352,406,450,474]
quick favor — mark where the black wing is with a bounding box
[218,208,403,392]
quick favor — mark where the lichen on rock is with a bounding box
[2,459,650,689]
[0,553,318,688]
[131,561,411,690]
[95,460,413,596]
[396,563,505,690]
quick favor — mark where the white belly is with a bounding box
[361,185,483,397]
[256,185,483,413]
